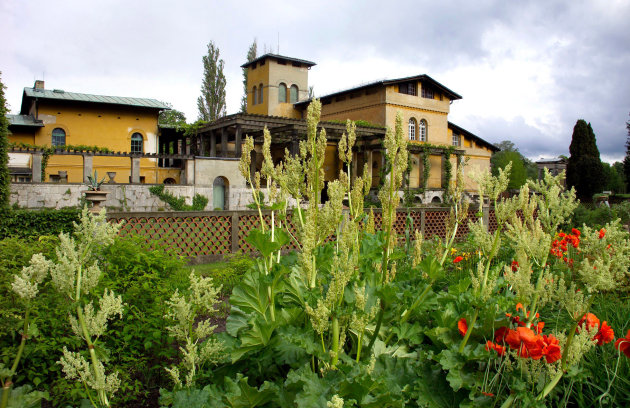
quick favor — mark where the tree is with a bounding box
[0,72,10,209]
[197,41,226,122]
[566,119,604,202]
[490,140,535,186]
[158,102,187,127]
[613,161,627,194]
[241,39,257,113]
[602,162,625,194]
[624,115,630,192]
[491,150,527,190]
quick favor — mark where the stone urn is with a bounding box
[84,190,109,213]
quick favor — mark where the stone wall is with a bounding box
[9,183,257,211]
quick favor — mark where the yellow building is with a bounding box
[240,54,498,201]
[7,80,181,184]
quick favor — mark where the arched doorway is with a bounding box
[431,196,442,204]
[213,176,229,210]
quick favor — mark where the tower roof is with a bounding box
[241,53,316,69]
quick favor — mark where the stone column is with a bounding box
[221,128,228,157]
[32,152,43,183]
[210,131,216,157]
[130,157,141,183]
[83,154,93,183]
[235,125,242,157]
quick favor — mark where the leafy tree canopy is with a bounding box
[566,119,604,201]
[491,150,527,190]
[0,72,10,209]
[624,115,630,191]
[241,39,257,113]
[197,41,226,122]
[158,102,187,127]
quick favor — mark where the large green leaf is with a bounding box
[222,374,279,408]
[4,385,48,408]
[245,229,290,258]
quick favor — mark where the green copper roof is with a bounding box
[7,114,44,127]
[21,87,170,114]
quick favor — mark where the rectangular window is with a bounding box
[421,87,434,99]
[452,134,461,147]
[398,82,417,96]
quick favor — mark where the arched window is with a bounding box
[52,128,66,146]
[419,119,427,142]
[278,83,287,103]
[131,133,143,153]
[253,86,257,105]
[258,84,263,104]
[289,85,299,103]
[408,118,417,141]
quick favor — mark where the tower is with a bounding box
[242,54,315,118]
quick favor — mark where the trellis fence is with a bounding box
[107,207,498,262]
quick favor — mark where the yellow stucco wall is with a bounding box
[9,101,166,183]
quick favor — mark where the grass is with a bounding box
[185,253,254,296]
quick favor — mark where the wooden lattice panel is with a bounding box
[488,209,498,233]
[424,210,447,239]
[115,215,231,256]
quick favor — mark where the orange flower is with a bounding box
[482,392,495,397]
[485,340,506,356]
[458,318,468,337]
[535,321,545,334]
[599,228,606,239]
[594,321,615,346]
[578,313,600,331]
[539,334,562,363]
[615,330,630,358]
[453,256,464,263]
[515,303,524,312]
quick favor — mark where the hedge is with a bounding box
[0,208,82,239]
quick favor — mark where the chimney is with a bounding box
[34,80,45,90]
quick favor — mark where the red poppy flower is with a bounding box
[615,330,630,358]
[571,228,581,237]
[458,318,468,337]
[578,313,600,331]
[594,321,615,346]
[485,340,506,356]
[539,334,562,363]
[511,260,519,271]
[599,228,606,239]
[494,326,509,344]
[482,392,495,397]
[535,321,545,334]
[453,256,464,263]
[516,303,524,312]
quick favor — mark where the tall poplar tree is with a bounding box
[566,119,604,202]
[0,72,10,209]
[624,116,630,191]
[197,41,226,122]
[241,39,258,113]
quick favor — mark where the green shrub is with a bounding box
[0,208,81,239]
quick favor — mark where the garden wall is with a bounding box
[9,183,254,211]
[108,207,497,263]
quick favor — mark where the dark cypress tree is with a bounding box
[624,116,630,192]
[0,72,10,209]
[566,119,604,202]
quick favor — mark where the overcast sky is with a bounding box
[2,0,629,163]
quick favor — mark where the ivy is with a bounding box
[148,184,209,211]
